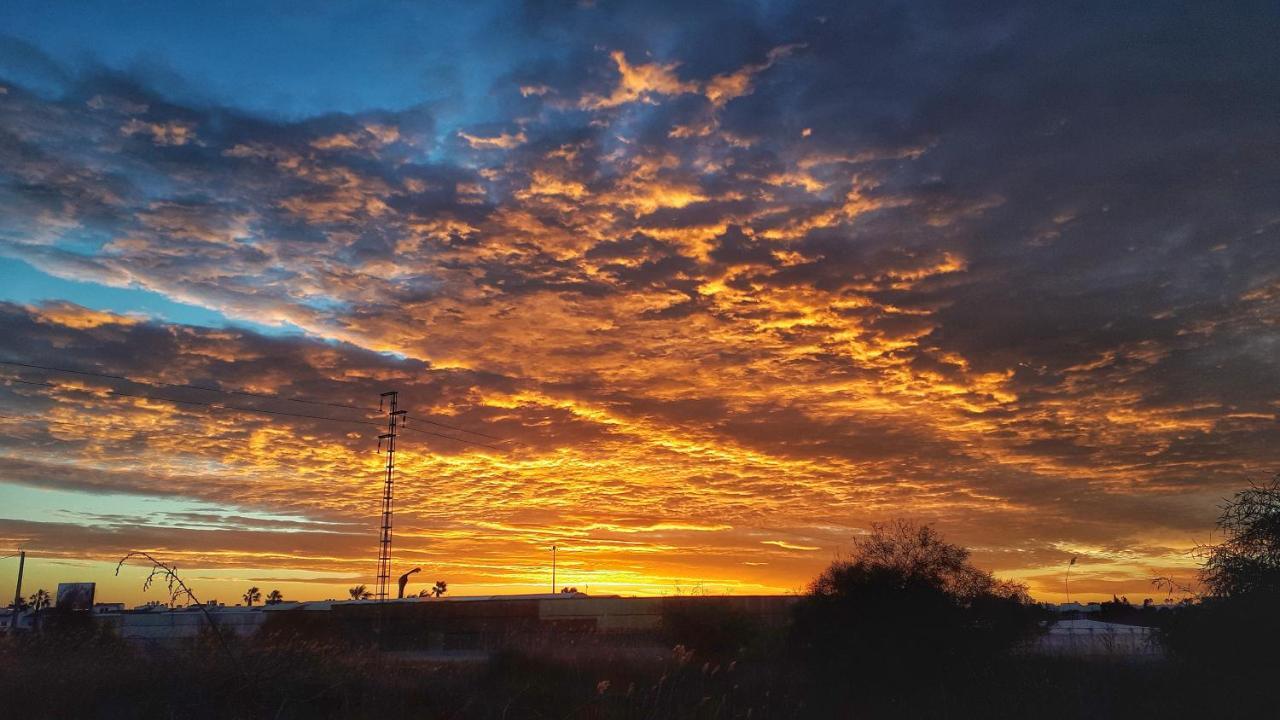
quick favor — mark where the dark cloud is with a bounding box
[0,34,72,91]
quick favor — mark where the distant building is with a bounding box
[1034,618,1160,657]
[40,593,798,654]
[1048,601,1102,614]
[0,608,35,632]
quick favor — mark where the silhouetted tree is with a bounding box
[1161,474,1280,673]
[28,589,50,611]
[242,586,261,607]
[560,586,578,594]
[265,589,284,605]
[1200,474,1280,597]
[348,584,372,600]
[791,520,1039,706]
[430,580,447,597]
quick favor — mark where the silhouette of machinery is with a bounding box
[397,567,421,599]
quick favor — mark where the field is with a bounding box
[1,626,1275,719]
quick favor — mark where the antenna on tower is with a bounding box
[375,391,407,601]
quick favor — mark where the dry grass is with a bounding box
[3,611,1278,719]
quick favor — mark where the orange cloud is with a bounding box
[458,129,528,150]
[121,118,197,146]
[580,51,700,109]
[2,36,1272,608]
[704,44,802,107]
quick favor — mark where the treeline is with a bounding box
[653,476,1280,716]
[651,476,1280,716]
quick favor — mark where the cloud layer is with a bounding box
[1,1,1278,601]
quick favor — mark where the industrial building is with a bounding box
[5,593,799,656]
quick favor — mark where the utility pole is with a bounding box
[551,545,557,594]
[11,550,23,629]
[375,391,407,601]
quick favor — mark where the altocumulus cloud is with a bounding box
[0,0,1278,599]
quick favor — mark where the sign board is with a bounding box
[56,582,96,611]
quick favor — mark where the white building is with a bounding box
[1035,618,1160,657]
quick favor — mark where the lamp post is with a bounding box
[397,567,421,599]
[1066,556,1077,603]
[10,551,24,629]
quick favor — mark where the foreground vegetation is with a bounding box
[2,623,1276,719]
[3,477,1278,718]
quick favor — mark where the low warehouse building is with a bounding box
[49,594,798,654]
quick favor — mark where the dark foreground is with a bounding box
[1,631,1275,720]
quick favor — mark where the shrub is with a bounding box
[790,520,1042,705]
[660,598,760,661]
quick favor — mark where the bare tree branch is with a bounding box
[116,551,243,675]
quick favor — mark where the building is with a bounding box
[1034,618,1160,657]
[14,593,798,655]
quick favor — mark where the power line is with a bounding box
[386,423,502,451]
[0,359,507,444]
[3,377,375,425]
[0,409,408,485]
[0,377,501,450]
[404,413,505,442]
[0,412,376,452]
[0,359,366,412]
[0,413,101,429]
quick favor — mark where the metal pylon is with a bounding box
[375,391,406,600]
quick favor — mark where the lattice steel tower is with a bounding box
[375,391,406,600]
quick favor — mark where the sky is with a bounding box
[0,0,1277,606]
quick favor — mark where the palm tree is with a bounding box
[28,589,50,611]
[348,584,372,600]
[265,589,284,605]
[431,580,448,598]
[242,586,261,606]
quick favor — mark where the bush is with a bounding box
[660,598,760,661]
[790,520,1042,707]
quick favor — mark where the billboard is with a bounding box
[56,582,96,611]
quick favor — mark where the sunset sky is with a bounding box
[1,1,1277,606]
